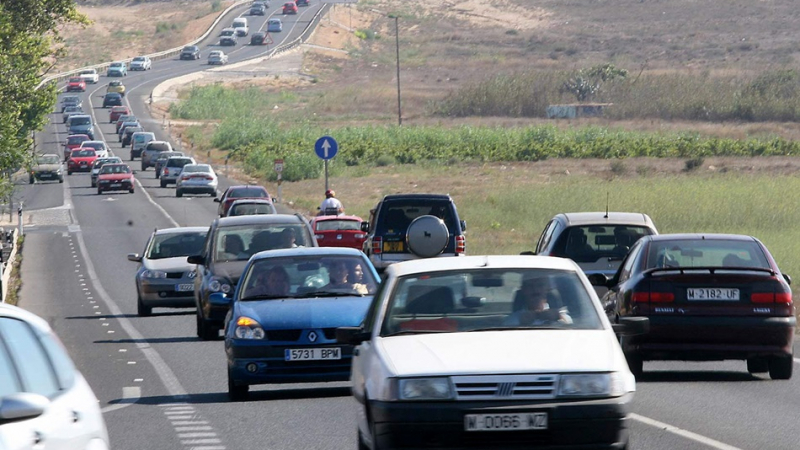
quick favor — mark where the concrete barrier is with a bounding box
[1,229,19,304]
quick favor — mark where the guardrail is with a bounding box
[36,0,251,91]
[1,228,19,304]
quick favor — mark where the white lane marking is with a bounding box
[181,439,222,445]
[794,357,800,364]
[171,421,209,426]
[100,386,141,413]
[178,433,217,439]
[631,413,743,450]
[134,176,180,227]
[175,426,213,432]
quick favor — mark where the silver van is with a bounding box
[141,141,173,171]
[130,132,156,160]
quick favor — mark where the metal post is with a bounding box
[17,204,22,237]
[277,173,283,204]
[394,16,402,126]
[324,160,329,191]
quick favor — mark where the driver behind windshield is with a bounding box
[503,276,572,326]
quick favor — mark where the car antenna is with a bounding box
[604,192,609,219]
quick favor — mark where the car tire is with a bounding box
[137,294,152,317]
[227,369,249,401]
[59,177,63,184]
[747,357,769,374]
[160,179,167,188]
[768,355,792,380]
[197,311,217,341]
[625,353,644,378]
[91,181,96,188]
[97,188,102,195]
[67,170,72,175]
[28,176,34,184]
[407,215,449,258]
[129,188,134,194]
[176,190,183,198]
[357,429,369,450]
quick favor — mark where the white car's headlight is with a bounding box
[140,270,167,279]
[558,373,623,398]
[398,378,454,401]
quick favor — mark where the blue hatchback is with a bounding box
[221,247,380,400]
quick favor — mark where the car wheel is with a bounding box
[28,176,34,184]
[91,181,96,188]
[58,177,63,184]
[155,171,160,179]
[747,357,769,374]
[197,311,217,341]
[768,355,792,380]
[176,190,183,198]
[137,294,152,317]
[160,179,167,188]
[625,353,643,378]
[357,429,369,450]
[129,188,134,194]
[227,369,249,401]
[67,170,72,175]
[97,188,102,195]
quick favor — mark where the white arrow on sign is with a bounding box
[322,139,332,158]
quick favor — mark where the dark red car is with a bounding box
[214,185,272,217]
[66,77,86,92]
[109,106,130,123]
[67,148,98,175]
[64,134,90,161]
[282,2,298,13]
[599,233,795,379]
[96,163,135,194]
[311,215,366,250]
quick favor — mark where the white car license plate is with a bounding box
[285,348,341,361]
[465,413,548,432]
[687,288,739,301]
[175,283,194,292]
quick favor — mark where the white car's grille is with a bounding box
[452,375,558,400]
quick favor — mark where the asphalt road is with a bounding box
[13,2,800,449]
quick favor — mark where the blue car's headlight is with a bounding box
[558,373,622,398]
[140,270,167,279]
[234,316,265,339]
[208,278,232,294]
[397,378,454,401]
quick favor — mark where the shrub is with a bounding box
[684,157,704,172]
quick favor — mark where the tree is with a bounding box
[562,63,629,103]
[0,0,87,199]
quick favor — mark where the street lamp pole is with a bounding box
[394,16,402,126]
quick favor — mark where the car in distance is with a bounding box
[312,215,367,250]
[208,50,229,65]
[188,214,318,340]
[0,304,110,450]
[176,164,218,197]
[295,0,309,6]
[130,55,152,71]
[67,114,95,140]
[103,92,123,108]
[249,3,265,15]
[64,134,90,160]
[225,199,277,217]
[78,68,99,84]
[219,28,237,46]
[61,94,82,112]
[106,61,127,77]
[66,77,86,92]
[598,233,795,379]
[215,185,273,217]
[117,120,140,142]
[224,247,380,400]
[62,105,83,123]
[96,163,135,194]
[130,131,155,160]
[67,149,97,175]
[106,80,126,97]
[267,18,282,32]
[160,156,196,187]
[250,31,268,45]
[29,154,63,184]
[115,114,137,133]
[128,227,209,316]
[361,193,467,272]
[90,156,123,187]
[180,45,201,60]
[153,151,185,178]
[121,125,143,147]
[282,1,298,13]
[79,140,109,159]
[108,105,130,123]
[338,255,646,450]
[232,17,249,36]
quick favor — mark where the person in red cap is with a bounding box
[319,189,344,215]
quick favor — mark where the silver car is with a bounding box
[141,140,173,170]
[154,151,185,179]
[176,164,218,197]
[226,198,278,216]
[160,156,196,187]
[127,227,209,316]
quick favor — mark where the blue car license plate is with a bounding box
[285,348,341,361]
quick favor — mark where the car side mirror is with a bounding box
[587,273,610,287]
[127,253,142,262]
[360,222,369,233]
[461,296,485,308]
[187,255,205,265]
[132,170,137,174]
[336,326,370,345]
[612,317,649,336]
[783,273,792,285]
[0,393,49,425]
[213,198,221,203]
[460,220,467,232]
[519,251,535,256]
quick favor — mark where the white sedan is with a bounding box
[175,163,218,197]
[130,55,152,71]
[208,50,228,65]
[0,304,109,450]
[338,255,648,450]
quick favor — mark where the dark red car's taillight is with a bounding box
[632,291,675,303]
[752,291,792,304]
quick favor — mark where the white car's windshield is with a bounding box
[380,268,603,336]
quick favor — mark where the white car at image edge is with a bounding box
[338,255,648,450]
[0,304,109,450]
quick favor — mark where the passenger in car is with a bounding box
[504,277,572,326]
[322,259,365,294]
[248,266,291,297]
[220,234,248,260]
[280,228,298,248]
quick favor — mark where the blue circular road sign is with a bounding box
[315,136,338,160]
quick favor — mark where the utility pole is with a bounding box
[394,15,402,126]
